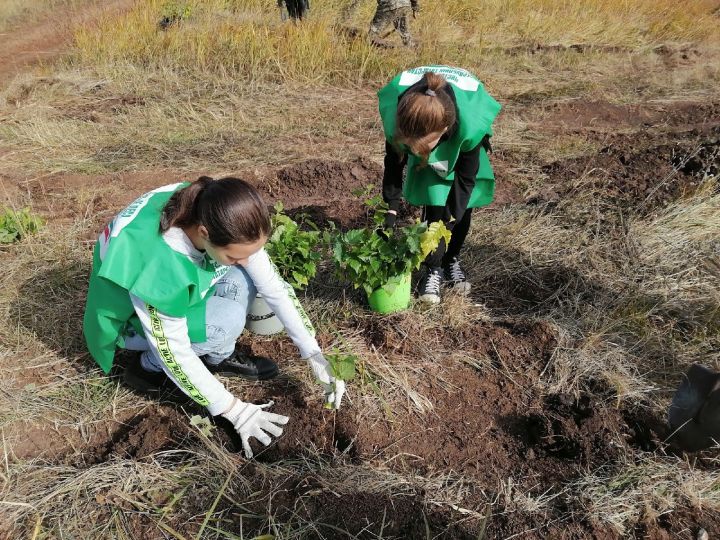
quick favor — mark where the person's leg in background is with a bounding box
[394,7,415,47]
[368,5,391,45]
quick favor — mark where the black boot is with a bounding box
[205,352,279,380]
[123,355,196,406]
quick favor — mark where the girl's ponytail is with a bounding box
[160,176,213,232]
[424,72,447,95]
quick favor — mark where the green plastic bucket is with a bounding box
[367,273,412,314]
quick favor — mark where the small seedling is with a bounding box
[0,207,43,244]
[189,414,215,437]
[323,349,357,410]
[326,350,357,381]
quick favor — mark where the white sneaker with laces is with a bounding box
[418,267,442,304]
[443,257,471,295]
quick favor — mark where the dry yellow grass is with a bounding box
[73,0,720,85]
[1,0,720,538]
[0,0,88,31]
[1,0,718,176]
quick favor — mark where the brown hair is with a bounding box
[160,176,271,246]
[394,72,457,166]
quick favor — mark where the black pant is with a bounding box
[285,0,309,19]
[422,206,473,268]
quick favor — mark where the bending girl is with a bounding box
[83,177,344,458]
[377,66,501,304]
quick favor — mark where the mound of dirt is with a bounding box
[254,157,521,229]
[634,506,720,540]
[255,157,381,229]
[536,130,719,211]
[208,316,679,538]
[227,319,657,495]
[82,407,190,464]
[540,100,720,134]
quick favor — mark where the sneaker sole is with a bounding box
[448,282,471,295]
[418,293,441,304]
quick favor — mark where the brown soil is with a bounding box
[634,506,720,540]
[538,100,719,134]
[8,157,521,239]
[522,101,720,212]
[534,128,719,212]
[83,407,191,462]
[7,406,189,464]
[240,320,636,483]
[192,317,672,538]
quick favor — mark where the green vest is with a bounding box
[377,66,502,208]
[83,183,229,373]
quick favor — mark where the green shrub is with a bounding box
[328,192,451,296]
[0,207,43,244]
[265,202,321,290]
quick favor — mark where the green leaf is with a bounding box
[265,202,320,290]
[328,193,453,302]
[0,207,43,244]
[327,352,357,381]
[189,415,215,437]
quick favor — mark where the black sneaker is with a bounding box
[205,353,279,380]
[442,257,471,295]
[417,266,442,304]
[124,355,168,394]
[123,355,195,406]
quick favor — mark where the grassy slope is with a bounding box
[1,0,720,537]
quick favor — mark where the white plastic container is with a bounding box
[246,294,285,335]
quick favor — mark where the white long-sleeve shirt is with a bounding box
[129,227,321,415]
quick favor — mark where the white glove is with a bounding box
[306,352,346,410]
[221,398,289,458]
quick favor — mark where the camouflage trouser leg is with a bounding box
[393,8,414,46]
[368,8,392,40]
[369,7,414,45]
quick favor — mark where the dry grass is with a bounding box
[0,0,88,31]
[1,417,494,538]
[1,0,719,175]
[73,0,720,83]
[460,177,720,410]
[575,454,720,535]
[1,0,720,538]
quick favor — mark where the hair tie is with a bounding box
[425,89,436,97]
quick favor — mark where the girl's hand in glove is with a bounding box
[221,398,289,458]
[306,352,346,410]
